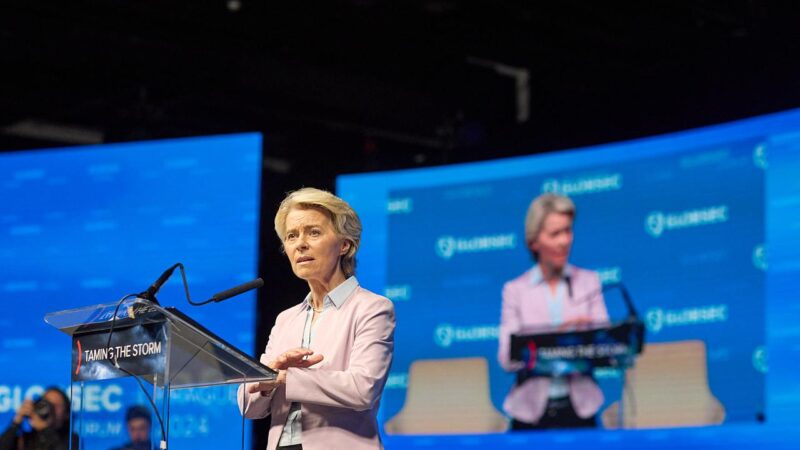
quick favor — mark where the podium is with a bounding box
[510,318,645,377]
[510,318,645,427]
[45,297,276,450]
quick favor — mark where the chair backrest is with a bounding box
[602,340,725,429]
[384,357,508,435]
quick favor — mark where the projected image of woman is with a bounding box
[497,193,609,430]
[239,188,395,450]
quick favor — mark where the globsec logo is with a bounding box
[753,143,768,170]
[434,323,499,347]
[434,324,455,348]
[0,384,123,414]
[752,346,767,373]
[752,244,767,271]
[387,197,413,214]
[645,205,729,238]
[435,233,516,260]
[645,308,664,333]
[646,304,728,333]
[645,211,665,238]
[436,236,457,259]
[541,173,622,197]
[0,385,46,413]
[595,266,622,285]
[385,372,409,390]
[71,385,123,412]
[384,285,411,301]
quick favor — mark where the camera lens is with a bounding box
[33,397,52,420]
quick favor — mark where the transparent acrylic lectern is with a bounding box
[45,297,276,450]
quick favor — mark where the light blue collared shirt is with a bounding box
[278,276,359,447]
[530,264,573,399]
[529,264,574,327]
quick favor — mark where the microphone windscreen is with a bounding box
[212,278,264,302]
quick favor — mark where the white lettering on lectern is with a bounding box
[83,342,162,363]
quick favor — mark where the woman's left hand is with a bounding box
[246,370,287,395]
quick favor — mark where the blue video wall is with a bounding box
[338,110,800,449]
[0,133,262,449]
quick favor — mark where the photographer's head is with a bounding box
[27,387,70,432]
[43,387,70,429]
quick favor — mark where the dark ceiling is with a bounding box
[3,1,800,180]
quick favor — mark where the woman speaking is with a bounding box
[498,193,609,430]
[239,188,395,450]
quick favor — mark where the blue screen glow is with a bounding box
[338,110,800,449]
[0,133,262,449]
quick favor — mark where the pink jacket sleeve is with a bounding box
[284,297,395,411]
[237,318,282,418]
[498,281,525,372]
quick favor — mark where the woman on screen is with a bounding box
[239,187,395,450]
[497,193,609,430]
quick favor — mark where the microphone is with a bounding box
[566,281,639,320]
[139,263,182,303]
[564,274,573,299]
[616,283,639,320]
[209,278,264,303]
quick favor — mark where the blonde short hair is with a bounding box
[524,193,575,259]
[274,187,362,277]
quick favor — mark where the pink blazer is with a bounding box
[497,265,609,423]
[238,284,395,450]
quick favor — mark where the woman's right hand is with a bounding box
[246,370,287,396]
